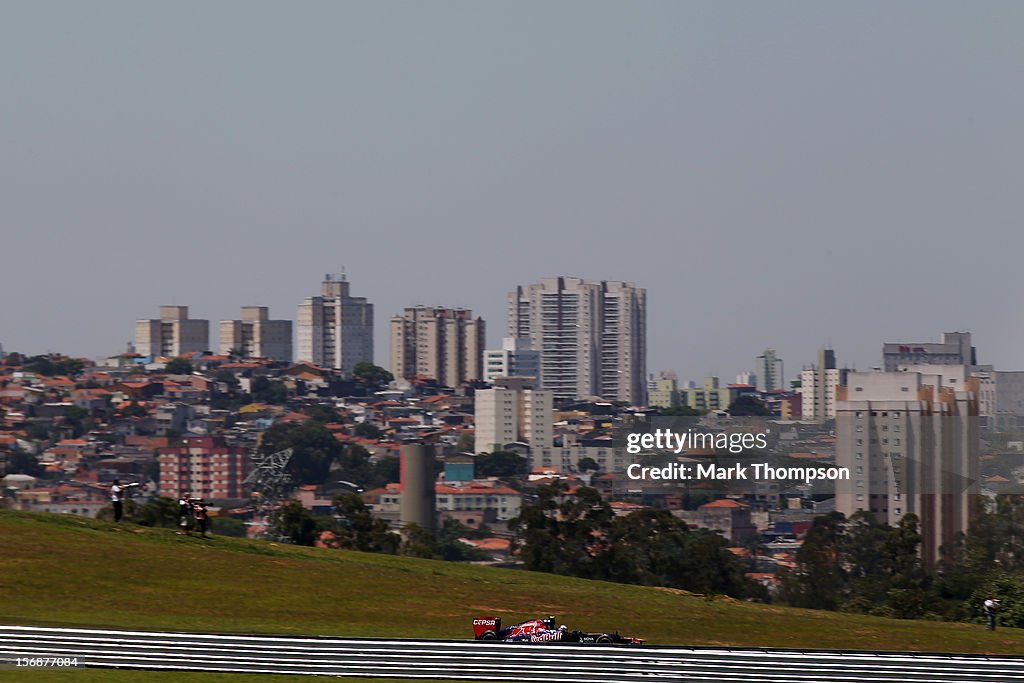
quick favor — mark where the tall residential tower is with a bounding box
[296,274,373,375]
[755,348,784,392]
[835,368,979,566]
[219,307,292,362]
[135,306,209,358]
[507,277,646,404]
[389,306,485,387]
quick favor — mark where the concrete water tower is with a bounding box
[399,443,436,532]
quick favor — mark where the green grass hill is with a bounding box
[1,510,1022,655]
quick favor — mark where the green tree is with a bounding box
[660,405,701,417]
[352,362,394,387]
[273,499,319,545]
[435,518,493,561]
[4,452,44,477]
[260,421,342,486]
[213,369,241,389]
[24,354,85,377]
[251,377,288,404]
[306,403,343,424]
[881,514,928,618]
[400,523,441,559]
[354,422,383,440]
[577,457,600,472]
[456,432,475,453]
[510,484,611,579]
[475,451,529,478]
[330,493,399,553]
[727,395,772,417]
[369,456,401,487]
[134,497,182,528]
[165,358,194,374]
[778,511,847,610]
[62,405,91,438]
[509,483,567,574]
[968,573,1024,629]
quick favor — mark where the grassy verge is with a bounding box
[1,510,1022,654]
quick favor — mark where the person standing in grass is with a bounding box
[109,480,138,522]
[983,596,1001,631]
[192,500,210,538]
[178,492,193,535]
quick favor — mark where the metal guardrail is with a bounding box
[2,625,1023,682]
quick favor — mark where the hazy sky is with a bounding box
[2,2,1023,382]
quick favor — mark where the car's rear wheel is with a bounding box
[478,630,497,640]
[595,634,614,644]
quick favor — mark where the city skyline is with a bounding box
[3,3,1024,379]
[0,277,1006,386]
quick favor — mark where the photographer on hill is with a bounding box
[983,596,1001,631]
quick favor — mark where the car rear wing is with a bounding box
[472,616,502,639]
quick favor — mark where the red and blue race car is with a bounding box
[472,616,642,645]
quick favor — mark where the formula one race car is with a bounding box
[472,616,642,645]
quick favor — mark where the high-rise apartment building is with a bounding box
[474,377,553,452]
[296,274,373,375]
[157,436,249,500]
[835,369,979,566]
[507,277,646,404]
[389,306,485,387]
[484,337,540,385]
[755,348,784,392]
[219,307,292,362]
[799,348,847,420]
[135,306,209,358]
[882,331,976,371]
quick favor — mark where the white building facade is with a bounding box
[507,277,646,405]
[219,306,292,362]
[135,306,209,358]
[474,379,553,452]
[484,337,541,385]
[296,274,373,375]
[835,368,979,566]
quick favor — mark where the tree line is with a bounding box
[509,483,761,599]
[779,496,1024,627]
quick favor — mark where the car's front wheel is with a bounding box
[595,634,614,644]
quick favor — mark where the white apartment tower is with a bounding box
[507,277,646,404]
[484,337,541,385]
[800,348,844,420]
[474,377,553,453]
[755,348,784,392]
[135,306,210,358]
[296,274,374,375]
[219,307,293,362]
[389,306,485,387]
[835,369,979,566]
